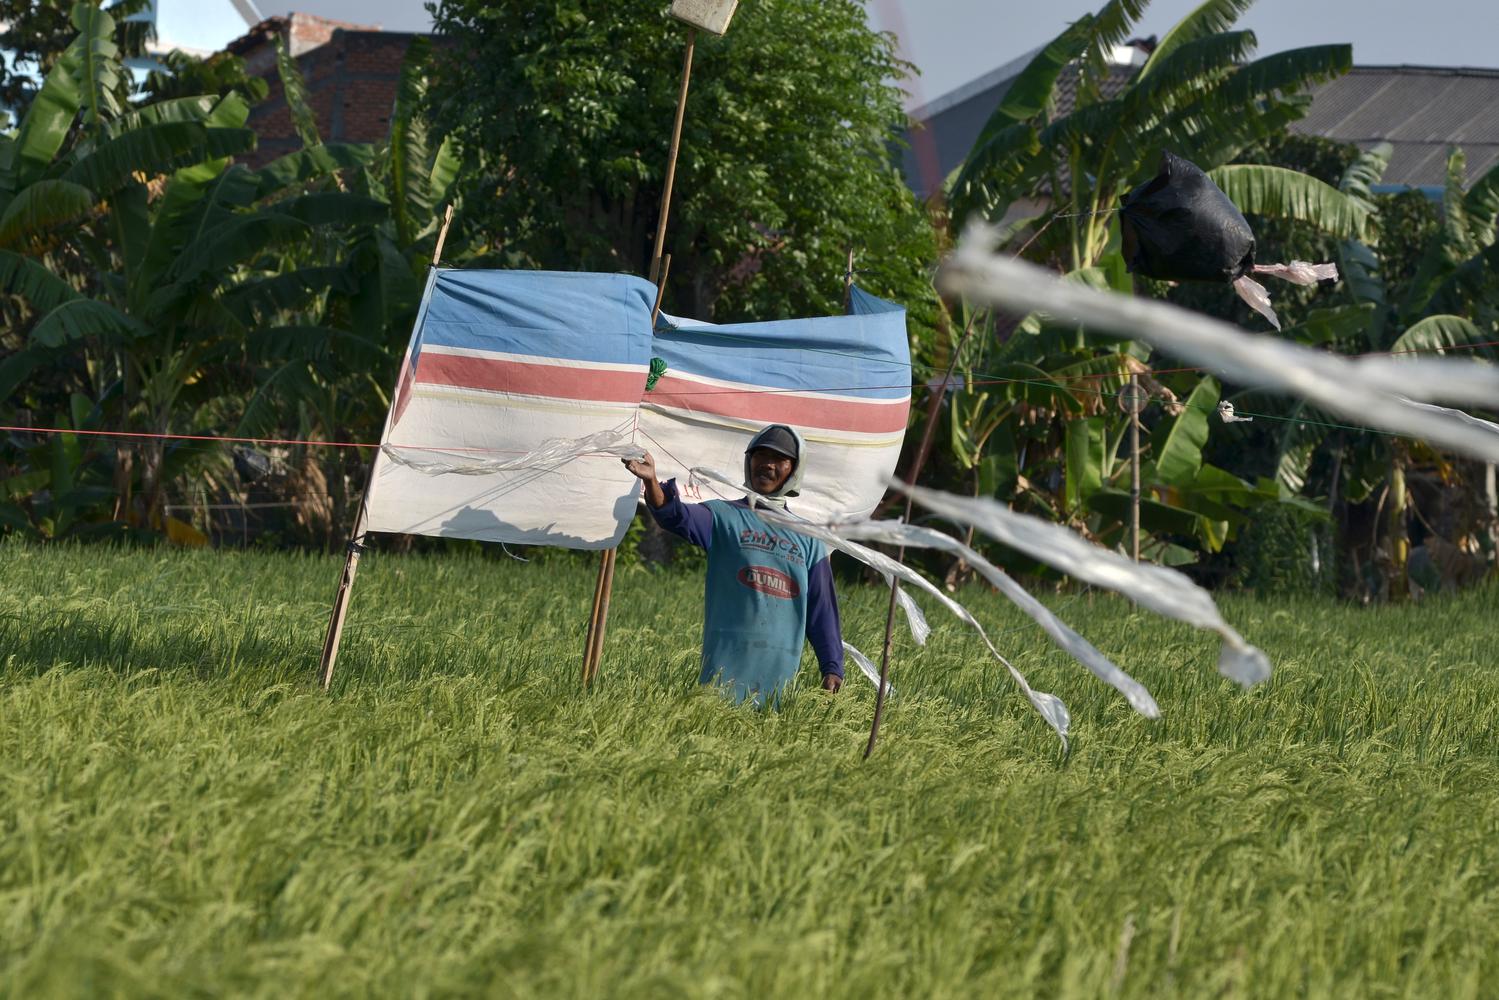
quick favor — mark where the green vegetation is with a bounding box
[430,0,938,328]
[0,2,451,547]
[3,540,1497,997]
[941,0,1498,590]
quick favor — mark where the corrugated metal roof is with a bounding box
[903,61,1499,197]
[1292,66,1499,187]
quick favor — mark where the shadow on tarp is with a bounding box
[430,494,636,551]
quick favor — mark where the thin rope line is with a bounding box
[636,426,735,502]
[0,425,553,456]
[0,425,380,449]
[4,390,1487,452]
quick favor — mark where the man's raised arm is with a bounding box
[622,452,713,549]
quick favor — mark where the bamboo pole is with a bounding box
[648,28,697,283]
[582,254,674,688]
[582,22,698,685]
[1129,373,1141,562]
[580,546,612,685]
[319,205,454,691]
[650,253,673,325]
[842,247,856,313]
[864,311,979,758]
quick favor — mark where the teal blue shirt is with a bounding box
[649,480,842,705]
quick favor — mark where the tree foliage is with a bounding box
[0,4,458,543]
[935,0,1355,568]
[0,0,151,123]
[427,0,937,331]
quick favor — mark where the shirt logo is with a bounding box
[737,527,809,565]
[737,565,800,599]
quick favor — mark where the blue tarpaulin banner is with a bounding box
[366,270,910,548]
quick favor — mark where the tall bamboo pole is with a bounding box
[842,247,856,313]
[1129,373,1141,562]
[581,26,698,685]
[582,255,674,688]
[865,312,979,758]
[649,28,697,283]
[320,206,454,691]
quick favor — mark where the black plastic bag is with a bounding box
[1120,152,1256,284]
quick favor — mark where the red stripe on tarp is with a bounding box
[415,354,644,403]
[648,376,910,433]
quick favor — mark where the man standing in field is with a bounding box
[622,424,844,704]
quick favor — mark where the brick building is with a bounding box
[226,12,421,168]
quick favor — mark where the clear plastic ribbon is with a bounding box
[381,429,645,476]
[895,482,1271,688]
[842,641,893,697]
[837,519,1162,717]
[1253,261,1340,285]
[942,228,1499,465]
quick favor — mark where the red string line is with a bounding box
[0,425,379,449]
[5,338,1494,451]
[0,425,536,455]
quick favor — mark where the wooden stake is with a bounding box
[1129,373,1141,562]
[583,253,674,688]
[651,253,673,325]
[865,311,979,758]
[842,247,856,313]
[584,22,698,685]
[649,27,697,283]
[318,205,455,691]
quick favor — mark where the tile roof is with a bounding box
[1292,66,1499,188]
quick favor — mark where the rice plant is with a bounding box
[1,540,1496,997]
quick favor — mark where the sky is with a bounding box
[158,0,1496,104]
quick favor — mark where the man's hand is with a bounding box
[621,452,656,482]
[622,452,667,508]
[822,673,842,693]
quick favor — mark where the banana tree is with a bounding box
[1236,143,1499,596]
[933,0,1400,568]
[949,0,1364,268]
[0,3,390,538]
[945,276,1302,565]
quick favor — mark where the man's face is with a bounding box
[748,447,794,495]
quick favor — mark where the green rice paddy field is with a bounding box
[2,539,1498,998]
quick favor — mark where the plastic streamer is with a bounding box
[1253,261,1341,285]
[842,641,893,697]
[1397,398,1499,440]
[688,466,1072,744]
[1231,275,1280,330]
[381,430,645,476]
[1218,401,1254,424]
[896,481,1271,688]
[941,229,1499,465]
[836,519,1162,718]
[894,586,932,646]
[1233,263,1343,331]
